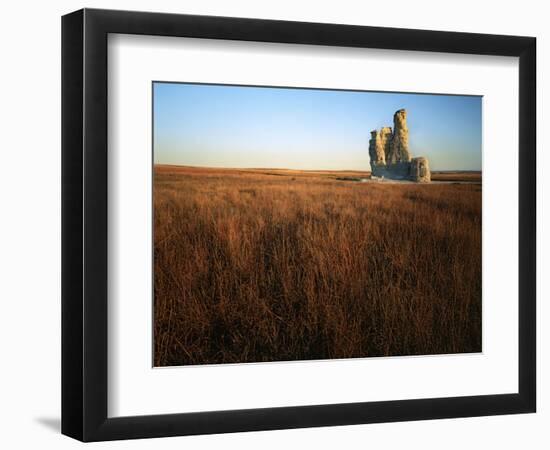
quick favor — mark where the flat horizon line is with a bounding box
[154,163,481,173]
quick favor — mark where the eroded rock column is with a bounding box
[410,157,431,182]
[387,109,412,164]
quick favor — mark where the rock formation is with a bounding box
[368,109,430,182]
[387,109,411,164]
[410,157,431,182]
[368,127,391,166]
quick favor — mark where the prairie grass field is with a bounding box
[430,171,482,182]
[154,165,482,366]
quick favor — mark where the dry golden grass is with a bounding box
[154,165,482,366]
[431,171,482,182]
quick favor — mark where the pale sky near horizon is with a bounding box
[153,82,482,171]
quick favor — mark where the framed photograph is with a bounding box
[61,8,536,441]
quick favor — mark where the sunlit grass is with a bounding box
[154,165,482,366]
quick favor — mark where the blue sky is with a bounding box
[153,82,482,171]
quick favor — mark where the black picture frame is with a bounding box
[61,8,536,442]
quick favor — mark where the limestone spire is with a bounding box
[368,109,430,182]
[386,109,411,164]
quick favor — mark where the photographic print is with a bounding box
[153,82,482,367]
